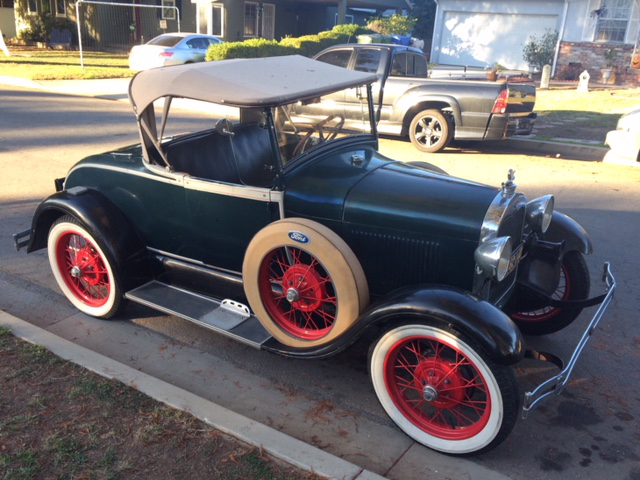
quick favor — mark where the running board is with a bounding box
[125,281,271,348]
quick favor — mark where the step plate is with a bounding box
[125,281,271,348]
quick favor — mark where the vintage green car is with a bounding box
[14,56,615,455]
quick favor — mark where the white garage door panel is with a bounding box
[438,12,558,70]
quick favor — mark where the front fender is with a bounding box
[544,211,593,255]
[27,187,151,290]
[358,286,524,365]
[264,285,524,364]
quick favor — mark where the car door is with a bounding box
[379,52,429,122]
[176,126,281,272]
[184,37,210,62]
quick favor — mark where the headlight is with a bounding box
[474,236,513,281]
[526,195,554,234]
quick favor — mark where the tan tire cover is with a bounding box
[243,218,369,348]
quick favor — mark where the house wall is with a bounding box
[0,7,16,39]
[557,42,640,86]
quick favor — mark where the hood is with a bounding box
[343,161,498,242]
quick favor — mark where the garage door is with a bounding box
[437,12,558,70]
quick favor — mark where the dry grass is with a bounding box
[0,326,321,480]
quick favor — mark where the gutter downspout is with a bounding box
[429,0,439,64]
[552,0,570,77]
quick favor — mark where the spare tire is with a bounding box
[242,218,369,348]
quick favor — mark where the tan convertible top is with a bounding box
[128,55,378,113]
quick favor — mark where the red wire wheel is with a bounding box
[243,218,368,348]
[258,246,336,341]
[48,215,122,318]
[370,325,519,455]
[55,231,111,307]
[510,251,590,335]
[384,334,491,440]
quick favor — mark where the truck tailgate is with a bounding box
[506,83,536,115]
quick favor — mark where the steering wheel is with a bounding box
[292,114,345,157]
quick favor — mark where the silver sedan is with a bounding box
[128,32,223,71]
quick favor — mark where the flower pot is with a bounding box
[486,72,497,81]
[632,56,640,70]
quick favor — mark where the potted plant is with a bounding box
[602,48,617,83]
[485,62,503,81]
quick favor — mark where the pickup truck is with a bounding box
[314,44,537,152]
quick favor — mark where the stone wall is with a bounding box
[557,42,640,87]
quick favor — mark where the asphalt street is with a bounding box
[1,84,639,480]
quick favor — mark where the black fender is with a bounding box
[394,93,462,132]
[264,285,524,365]
[543,211,593,255]
[26,187,151,291]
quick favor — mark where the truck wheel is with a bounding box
[409,109,452,153]
[48,215,122,319]
[369,324,519,455]
[243,218,369,348]
[510,251,590,335]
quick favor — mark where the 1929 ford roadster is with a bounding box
[14,56,615,455]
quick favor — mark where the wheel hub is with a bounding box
[286,288,300,303]
[413,358,467,409]
[281,264,326,312]
[70,266,82,278]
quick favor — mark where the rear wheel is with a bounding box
[409,109,452,153]
[48,215,122,319]
[510,251,590,335]
[369,324,519,455]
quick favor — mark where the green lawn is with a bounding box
[0,49,133,80]
[532,88,640,145]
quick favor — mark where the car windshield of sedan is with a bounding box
[274,86,374,165]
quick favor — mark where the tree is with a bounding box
[522,29,559,70]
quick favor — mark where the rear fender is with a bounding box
[360,286,524,365]
[396,93,462,132]
[27,187,151,291]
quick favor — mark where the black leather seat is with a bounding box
[165,125,275,188]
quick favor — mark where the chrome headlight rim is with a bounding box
[474,236,513,282]
[526,195,554,234]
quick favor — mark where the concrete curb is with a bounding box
[505,137,608,162]
[0,310,386,480]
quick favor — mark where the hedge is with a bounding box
[205,24,368,62]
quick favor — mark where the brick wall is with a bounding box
[557,42,640,87]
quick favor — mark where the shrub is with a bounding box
[366,14,417,36]
[522,29,559,71]
[556,63,583,81]
[206,24,364,61]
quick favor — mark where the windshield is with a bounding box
[274,85,374,165]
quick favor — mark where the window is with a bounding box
[211,5,223,37]
[354,49,381,73]
[28,0,38,13]
[334,13,354,26]
[162,0,176,21]
[390,53,428,78]
[0,0,15,8]
[595,0,632,42]
[54,0,65,16]
[244,2,259,37]
[316,50,352,69]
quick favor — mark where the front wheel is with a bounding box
[509,251,590,335]
[48,215,122,319]
[409,109,452,153]
[369,324,519,455]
